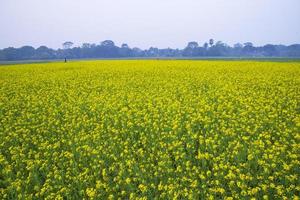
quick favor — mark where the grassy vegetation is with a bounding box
[0,60,299,199]
[1,57,300,66]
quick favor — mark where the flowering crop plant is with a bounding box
[0,60,299,199]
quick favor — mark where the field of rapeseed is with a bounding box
[0,60,299,199]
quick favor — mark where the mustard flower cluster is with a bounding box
[0,60,299,199]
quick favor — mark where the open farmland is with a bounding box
[0,60,299,199]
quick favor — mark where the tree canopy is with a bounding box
[0,40,299,61]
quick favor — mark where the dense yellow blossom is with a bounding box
[0,60,299,199]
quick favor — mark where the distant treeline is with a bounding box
[1,39,300,61]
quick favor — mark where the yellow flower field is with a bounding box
[0,60,299,199]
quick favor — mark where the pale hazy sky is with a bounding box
[0,0,299,49]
